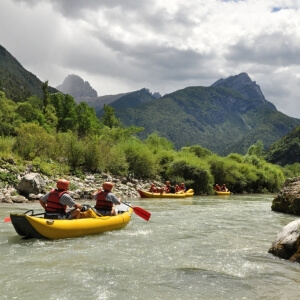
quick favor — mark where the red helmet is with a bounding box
[103,182,114,191]
[57,179,70,191]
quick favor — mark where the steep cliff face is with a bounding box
[56,74,97,98]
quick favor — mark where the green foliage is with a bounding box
[167,159,213,194]
[181,145,213,158]
[247,140,264,156]
[76,102,101,137]
[122,139,157,178]
[0,91,20,135]
[32,157,69,176]
[102,104,122,128]
[14,123,55,160]
[56,131,85,171]
[282,163,300,178]
[145,132,174,152]
[0,171,18,187]
[0,136,15,157]
[265,125,300,166]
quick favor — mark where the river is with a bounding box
[1,194,300,300]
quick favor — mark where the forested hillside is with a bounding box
[108,75,300,155]
[265,125,300,166]
[0,45,57,101]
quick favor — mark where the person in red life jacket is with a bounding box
[214,184,221,191]
[39,179,82,219]
[164,180,176,193]
[179,182,186,192]
[164,181,171,193]
[220,184,228,192]
[94,182,121,216]
[149,183,158,193]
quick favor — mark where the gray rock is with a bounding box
[269,219,300,262]
[271,176,300,215]
[17,173,46,195]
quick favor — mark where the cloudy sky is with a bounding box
[1,0,299,117]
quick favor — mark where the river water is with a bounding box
[1,194,300,300]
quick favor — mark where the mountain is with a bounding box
[56,74,131,111]
[107,73,300,155]
[56,74,97,98]
[265,125,300,165]
[0,45,57,101]
[56,74,162,117]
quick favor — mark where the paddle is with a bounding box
[121,202,151,221]
[4,216,11,223]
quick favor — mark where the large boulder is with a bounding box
[271,177,300,215]
[17,173,46,195]
[269,219,300,262]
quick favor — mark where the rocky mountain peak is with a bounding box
[56,74,97,98]
[211,72,267,104]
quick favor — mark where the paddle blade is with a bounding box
[133,206,151,221]
[4,217,11,222]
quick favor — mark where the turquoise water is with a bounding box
[1,194,299,299]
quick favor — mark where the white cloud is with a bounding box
[0,0,299,117]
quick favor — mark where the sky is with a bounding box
[0,0,299,118]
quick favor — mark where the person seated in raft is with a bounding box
[220,184,228,192]
[149,183,158,193]
[179,182,186,192]
[164,181,172,193]
[164,181,176,193]
[214,184,221,191]
[175,184,180,193]
[94,182,121,216]
[39,179,82,219]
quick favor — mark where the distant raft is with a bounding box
[138,189,194,198]
[214,190,231,195]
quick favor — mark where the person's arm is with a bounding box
[60,194,81,210]
[39,199,46,209]
[107,193,121,205]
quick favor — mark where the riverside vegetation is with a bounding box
[0,85,299,196]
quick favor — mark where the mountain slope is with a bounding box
[0,45,57,101]
[265,125,300,165]
[111,74,300,154]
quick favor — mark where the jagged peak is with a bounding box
[56,74,97,98]
[211,72,267,104]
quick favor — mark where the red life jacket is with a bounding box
[95,190,113,211]
[46,189,67,213]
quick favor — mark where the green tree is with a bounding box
[0,91,20,136]
[102,104,122,128]
[76,102,101,137]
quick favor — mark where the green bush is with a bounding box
[123,139,157,178]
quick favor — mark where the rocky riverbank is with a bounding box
[0,172,164,204]
[269,176,300,262]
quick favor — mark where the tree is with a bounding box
[76,102,101,137]
[42,81,50,113]
[102,104,122,128]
